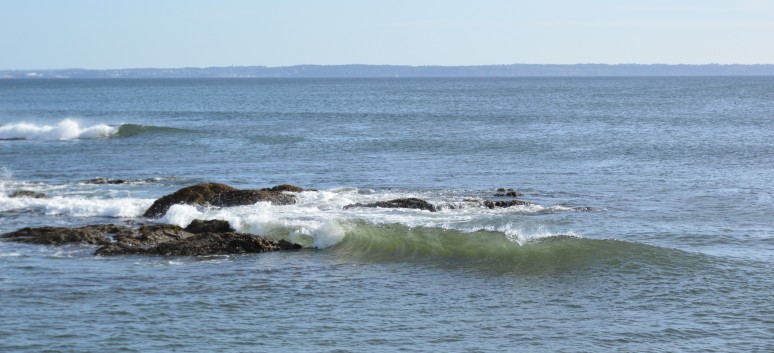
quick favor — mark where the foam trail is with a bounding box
[0,194,153,218]
[0,119,118,140]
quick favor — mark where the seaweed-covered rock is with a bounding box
[143,183,298,218]
[8,190,47,198]
[1,224,134,245]
[344,198,437,212]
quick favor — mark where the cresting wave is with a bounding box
[324,223,699,274]
[0,119,185,140]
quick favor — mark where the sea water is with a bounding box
[1,77,772,352]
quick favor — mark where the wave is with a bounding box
[113,124,189,138]
[0,119,117,140]
[326,223,685,273]
[0,119,186,140]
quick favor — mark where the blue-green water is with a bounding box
[1,78,772,352]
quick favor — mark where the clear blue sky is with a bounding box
[1,0,772,70]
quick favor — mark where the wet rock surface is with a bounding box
[83,177,129,185]
[344,197,438,212]
[1,224,134,245]
[483,199,531,209]
[143,183,301,218]
[2,220,303,257]
[8,190,47,198]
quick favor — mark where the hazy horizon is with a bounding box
[5,63,774,72]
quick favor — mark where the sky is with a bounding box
[1,0,772,70]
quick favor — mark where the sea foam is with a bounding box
[0,194,153,218]
[0,119,118,140]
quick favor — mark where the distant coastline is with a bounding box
[2,64,774,78]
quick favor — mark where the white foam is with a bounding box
[0,194,153,218]
[0,119,118,140]
[311,221,348,249]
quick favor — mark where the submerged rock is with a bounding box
[8,190,47,198]
[344,198,437,212]
[143,183,299,218]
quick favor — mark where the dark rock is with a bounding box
[143,183,298,218]
[95,222,302,256]
[84,177,128,185]
[262,184,307,192]
[8,190,47,198]
[142,233,301,256]
[344,198,437,212]
[483,199,531,209]
[1,224,134,245]
[494,191,523,197]
[185,219,233,233]
[2,219,304,256]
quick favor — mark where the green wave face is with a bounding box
[324,223,701,275]
[114,124,190,138]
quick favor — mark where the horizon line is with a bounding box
[3,63,774,72]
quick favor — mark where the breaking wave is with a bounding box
[0,119,186,140]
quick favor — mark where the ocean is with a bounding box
[1,77,772,352]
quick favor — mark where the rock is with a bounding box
[494,191,523,197]
[8,190,47,198]
[262,184,307,192]
[2,219,304,256]
[483,199,531,209]
[136,233,301,256]
[185,219,233,233]
[83,177,127,185]
[94,222,302,256]
[1,224,134,245]
[143,183,298,218]
[344,198,437,212]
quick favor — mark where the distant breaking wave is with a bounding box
[0,119,186,140]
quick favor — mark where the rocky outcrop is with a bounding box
[1,220,303,256]
[1,224,134,245]
[8,190,47,198]
[494,188,523,197]
[344,198,437,212]
[142,183,301,218]
[98,233,301,256]
[483,199,531,209]
[83,177,128,184]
